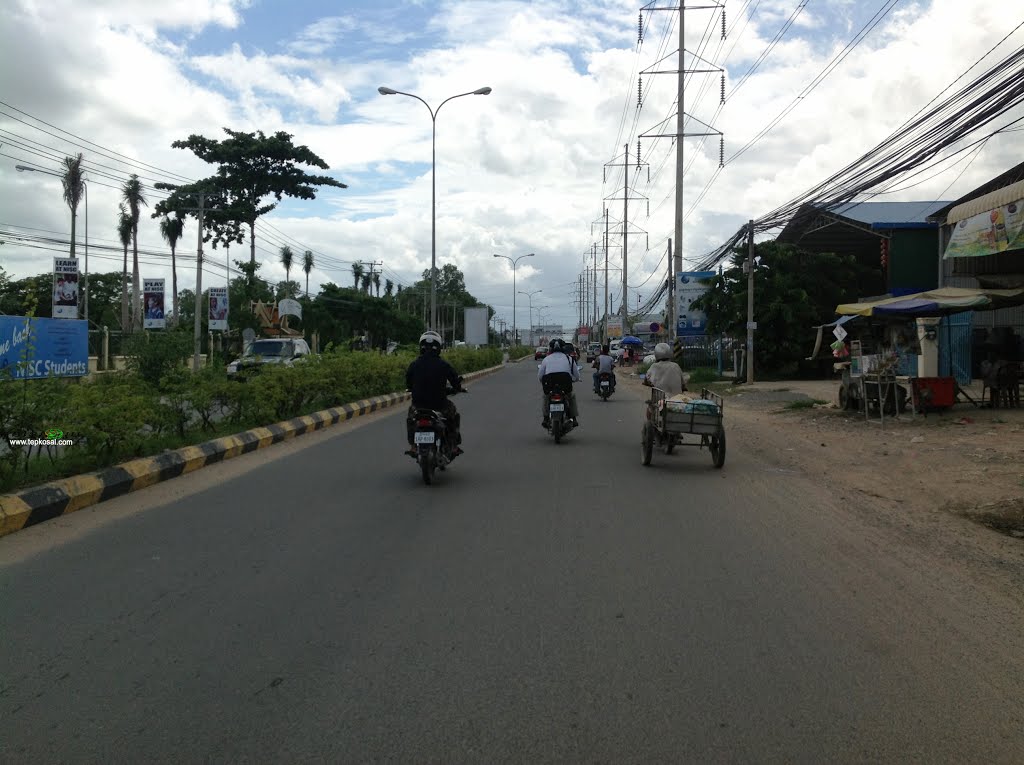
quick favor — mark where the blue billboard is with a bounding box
[675,271,716,336]
[0,316,89,379]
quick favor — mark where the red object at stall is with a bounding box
[911,376,955,411]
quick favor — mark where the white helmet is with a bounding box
[654,342,672,361]
[419,330,443,354]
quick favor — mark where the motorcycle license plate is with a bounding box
[414,432,435,444]
[549,403,565,412]
[600,382,610,388]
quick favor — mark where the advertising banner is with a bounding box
[675,271,716,336]
[606,316,623,339]
[278,298,302,320]
[0,316,88,378]
[944,197,1024,259]
[208,287,228,331]
[52,257,80,319]
[464,306,489,346]
[143,278,166,329]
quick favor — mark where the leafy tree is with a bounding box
[60,153,85,260]
[120,175,147,331]
[690,240,872,374]
[159,211,186,325]
[302,250,314,299]
[117,204,132,331]
[279,245,294,296]
[152,128,347,272]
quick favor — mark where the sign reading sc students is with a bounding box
[0,316,89,379]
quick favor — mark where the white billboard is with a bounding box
[464,306,489,346]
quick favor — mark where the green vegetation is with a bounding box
[0,346,501,493]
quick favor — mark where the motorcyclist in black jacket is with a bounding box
[404,330,465,456]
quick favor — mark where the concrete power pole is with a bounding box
[746,220,755,384]
[603,148,648,336]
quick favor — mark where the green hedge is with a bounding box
[0,346,502,493]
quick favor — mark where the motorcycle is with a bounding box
[410,386,465,485]
[595,371,614,401]
[542,378,576,444]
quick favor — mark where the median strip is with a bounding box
[0,364,502,539]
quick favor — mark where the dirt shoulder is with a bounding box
[617,368,1024,586]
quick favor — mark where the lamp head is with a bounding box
[378,86,398,95]
[474,87,492,95]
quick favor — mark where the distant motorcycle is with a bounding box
[410,386,465,485]
[595,371,614,401]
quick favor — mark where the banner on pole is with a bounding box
[52,257,80,319]
[675,271,715,336]
[208,287,228,331]
[143,278,166,329]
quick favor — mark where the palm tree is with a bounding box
[372,271,381,297]
[351,261,364,290]
[117,204,132,331]
[60,154,85,260]
[302,250,314,298]
[120,175,147,331]
[159,212,185,325]
[385,279,394,298]
[279,246,294,297]
[360,272,372,294]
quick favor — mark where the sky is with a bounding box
[1,0,1023,335]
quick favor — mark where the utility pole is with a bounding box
[603,148,648,335]
[193,192,205,372]
[639,0,725,344]
[746,220,755,384]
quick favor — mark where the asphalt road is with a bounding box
[3,360,1024,763]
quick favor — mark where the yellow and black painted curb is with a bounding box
[0,365,502,539]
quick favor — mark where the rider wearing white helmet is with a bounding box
[643,342,687,396]
[404,330,465,456]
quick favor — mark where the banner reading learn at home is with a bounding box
[0,316,88,379]
[52,257,80,319]
[208,287,228,331]
[675,271,716,337]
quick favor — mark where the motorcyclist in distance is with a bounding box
[404,330,465,457]
[538,337,581,428]
[591,344,616,393]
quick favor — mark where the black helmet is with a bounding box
[549,338,564,353]
[419,330,443,354]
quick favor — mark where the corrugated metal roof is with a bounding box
[827,201,954,226]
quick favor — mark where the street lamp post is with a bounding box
[16,165,89,322]
[493,252,533,346]
[378,84,492,330]
[518,289,542,347]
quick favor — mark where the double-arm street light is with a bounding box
[518,288,543,347]
[16,164,89,322]
[378,84,492,330]
[493,252,533,346]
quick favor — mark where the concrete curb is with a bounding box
[0,364,503,539]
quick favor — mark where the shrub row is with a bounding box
[0,344,503,493]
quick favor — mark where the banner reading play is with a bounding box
[0,316,88,379]
[52,257,80,319]
[675,271,716,337]
[208,287,228,331]
[143,278,166,329]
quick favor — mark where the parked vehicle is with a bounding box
[227,338,311,378]
[534,346,548,360]
[586,343,601,363]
